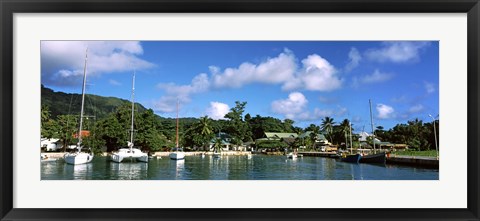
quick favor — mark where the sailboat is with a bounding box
[110,71,148,163]
[359,99,386,164]
[169,100,185,160]
[64,49,94,165]
[341,118,362,163]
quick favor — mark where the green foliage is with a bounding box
[41,84,147,120]
[224,101,249,144]
[321,117,335,143]
[256,140,287,149]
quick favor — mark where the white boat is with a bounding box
[169,100,185,160]
[212,152,221,158]
[169,149,185,160]
[111,71,148,163]
[286,152,297,159]
[64,49,94,165]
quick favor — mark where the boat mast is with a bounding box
[176,99,179,148]
[369,99,376,153]
[130,70,136,150]
[77,48,88,152]
[349,120,353,153]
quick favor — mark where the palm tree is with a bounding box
[213,137,223,153]
[197,116,214,150]
[309,125,320,150]
[339,119,351,149]
[321,117,335,144]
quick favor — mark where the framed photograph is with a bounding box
[1,0,479,220]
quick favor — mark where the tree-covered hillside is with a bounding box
[41,84,147,119]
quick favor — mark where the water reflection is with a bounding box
[109,162,148,180]
[41,156,439,180]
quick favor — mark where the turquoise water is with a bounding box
[41,155,439,180]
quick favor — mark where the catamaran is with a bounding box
[64,49,94,165]
[110,71,148,163]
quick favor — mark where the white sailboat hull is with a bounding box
[64,152,94,165]
[111,148,148,163]
[169,152,185,160]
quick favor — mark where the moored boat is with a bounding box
[169,100,185,161]
[111,71,148,163]
[341,153,362,163]
[359,152,386,164]
[286,152,297,159]
[63,49,94,165]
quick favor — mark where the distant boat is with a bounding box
[212,151,221,158]
[169,100,185,160]
[360,152,386,164]
[341,153,362,163]
[286,152,297,159]
[111,71,148,163]
[63,49,94,165]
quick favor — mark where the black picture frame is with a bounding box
[1,0,479,220]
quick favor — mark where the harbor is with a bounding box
[40,41,440,181]
[41,154,438,180]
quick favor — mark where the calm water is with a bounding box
[41,155,438,180]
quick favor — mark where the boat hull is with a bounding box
[341,153,362,163]
[64,152,94,165]
[169,152,185,160]
[111,148,148,163]
[359,152,386,164]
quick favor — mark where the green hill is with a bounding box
[41,85,147,119]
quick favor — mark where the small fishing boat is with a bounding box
[360,152,386,164]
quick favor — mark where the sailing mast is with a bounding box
[77,48,88,152]
[129,70,136,151]
[369,99,376,153]
[349,120,353,153]
[176,99,179,148]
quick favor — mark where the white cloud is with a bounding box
[205,102,230,120]
[408,104,424,113]
[154,50,344,112]
[376,104,395,119]
[352,69,393,88]
[212,50,297,88]
[424,81,436,94]
[109,79,122,86]
[154,73,210,113]
[283,54,343,91]
[345,47,361,72]
[365,41,430,63]
[41,41,155,87]
[271,92,308,119]
[271,92,342,121]
[361,69,394,84]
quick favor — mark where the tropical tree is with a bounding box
[56,114,79,151]
[321,117,335,144]
[212,137,223,153]
[224,101,248,147]
[196,116,215,149]
[339,119,351,149]
[309,125,320,150]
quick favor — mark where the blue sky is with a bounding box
[41,41,439,131]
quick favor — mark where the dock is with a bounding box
[386,155,439,169]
